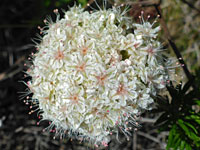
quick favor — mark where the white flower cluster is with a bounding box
[26,5,169,147]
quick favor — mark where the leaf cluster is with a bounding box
[152,70,200,150]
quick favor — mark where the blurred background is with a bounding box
[0,0,199,149]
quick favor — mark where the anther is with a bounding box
[53,9,58,13]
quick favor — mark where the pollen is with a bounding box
[95,74,107,86]
[81,47,88,55]
[147,47,154,55]
[55,49,64,60]
[76,63,86,72]
[117,84,127,95]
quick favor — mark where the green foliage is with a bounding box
[78,0,87,6]
[152,69,200,150]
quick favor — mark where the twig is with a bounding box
[0,56,25,82]
[133,131,137,150]
[154,4,194,82]
[1,44,33,52]
[122,0,160,6]
[108,0,159,6]
[140,118,156,123]
[0,24,40,29]
[137,131,160,143]
[181,0,200,14]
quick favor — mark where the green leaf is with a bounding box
[174,138,181,149]
[190,115,200,124]
[184,122,198,134]
[178,119,190,136]
[167,125,176,149]
[78,0,87,6]
[180,141,185,150]
[188,132,200,141]
[185,143,192,150]
[195,100,200,106]
[173,133,180,144]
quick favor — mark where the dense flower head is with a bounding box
[25,5,170,147]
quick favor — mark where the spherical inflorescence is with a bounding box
[25,5,170,147]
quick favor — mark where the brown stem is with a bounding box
[181,0,200,14]
[154,4,194,81]
[123,0,160,6]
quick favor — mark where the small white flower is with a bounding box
[25,5,171,147]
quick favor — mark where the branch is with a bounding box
[0,56,25,82]
[137,131,160,143]
[108,0,160,6]
[181,0,200,14]
[154,4,194,82]
[133,131,137,150]
[123,0,160,6]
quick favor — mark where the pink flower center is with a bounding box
[95,74,107,86]
[81,47,88,55]
[147,48,154,55]
[117,84,127,95]
[55,50,64,60]
[76,63,86,72]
